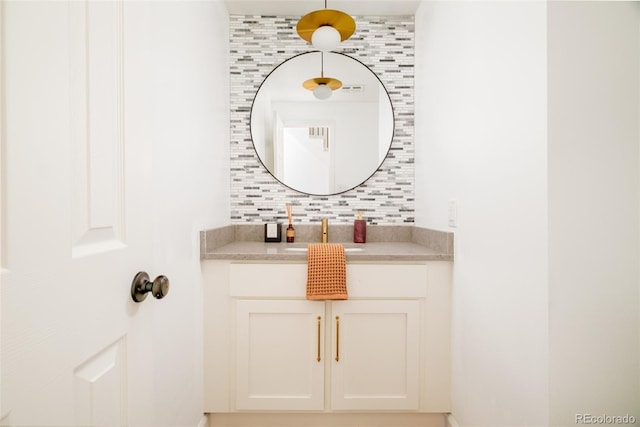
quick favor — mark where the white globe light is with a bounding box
[311,25,341,52]
[313,84,332,100]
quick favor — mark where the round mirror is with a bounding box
[250,51,394,196]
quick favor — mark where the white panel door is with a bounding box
[1,2,159,425]
[330,300,420,410]
[235,300,325,410]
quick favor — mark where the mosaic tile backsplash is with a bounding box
[230,15,415,225]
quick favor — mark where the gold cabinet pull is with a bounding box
[335,316,340,362]
[316,316,322,362]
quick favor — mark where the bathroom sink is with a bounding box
[284,247,364,253]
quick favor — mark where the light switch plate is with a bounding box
[448,200,458,228]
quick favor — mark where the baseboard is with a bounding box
[446,413,461,427]
[208,413,445,427]
[197,414,209,427]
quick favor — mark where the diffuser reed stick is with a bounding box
[286,204,293,225]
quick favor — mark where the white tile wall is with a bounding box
[230,15,414,225]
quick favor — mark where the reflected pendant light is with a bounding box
[296,0,356,52]
[303,52,342,100]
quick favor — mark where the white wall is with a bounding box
[415,2,549,425]
[147,1,230,425]
[548,3,640,425]
[416,1,640,426]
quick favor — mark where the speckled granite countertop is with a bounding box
[200,225,453,262]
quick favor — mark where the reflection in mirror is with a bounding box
[250,51,394,196]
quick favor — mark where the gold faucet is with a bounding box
[321,218,328,243]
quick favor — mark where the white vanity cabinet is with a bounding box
[203,260,451,414]
[329,299,421,410]
[234,299,325,410]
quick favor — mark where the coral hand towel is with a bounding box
[306,243,348,300]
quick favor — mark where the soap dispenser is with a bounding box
[354,211,366,243]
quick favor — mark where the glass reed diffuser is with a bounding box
[285,204,295,243]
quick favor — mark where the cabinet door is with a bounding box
[330,300,420,410]
[235,300,325,410]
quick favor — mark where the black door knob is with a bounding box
[131,272,170,303]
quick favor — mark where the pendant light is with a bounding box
[296,0,355,52]
[303,52,342,100]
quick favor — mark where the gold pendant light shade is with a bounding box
[303,51,342,100]
[296,9,356,50]
[302,76,342,91]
